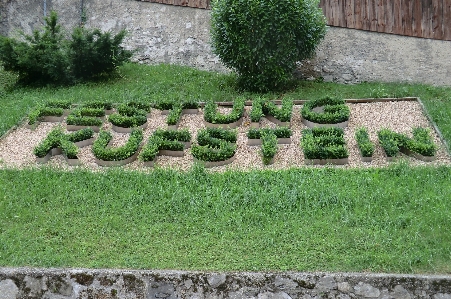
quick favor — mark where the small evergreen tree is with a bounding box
[69,27,132,81]
[0,11,69,84]
[0,11,132,85]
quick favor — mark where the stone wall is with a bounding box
[1,0,451,86]
[1,268,451,299]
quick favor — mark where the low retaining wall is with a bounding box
[1,268,451,299]
[1,0,451,86]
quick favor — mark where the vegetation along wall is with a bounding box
[1,0,451,86]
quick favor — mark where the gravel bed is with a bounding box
[0,101,450,172]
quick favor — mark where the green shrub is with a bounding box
[126,101,151,113]
[139,136,161,162]
[0,11,68,84]
[408,127,437,157]
[158,140,185,151]
[192,128,237,162]
[378,127,437,158]
[301,97,350,124]
[139,129,192,162]
[76,107,105,117]
[33,127,93,158]
[301,128,348,159]
[197,128,238,145]
[69,26,132,81]
[109,104,147,128]
[191,141,237,162]
[210,0,326,91]
[204,97,245,124]
[27,106,43,125]
[92,129,143,161]
[66,128,95,143]
[39,107,64,117]
[0,11,132,85]
[60,139,79,159]
[33,127,64,158]
[261,132,278,164]
[45,100,72,109]
[154,128,191,151]
[66,107,105,126]
[167,105,183,126]
[153,128,191,142]
[26,105,65,125]
[377,129,402,157]
[66,115,102,126]
[249,97,265,123]
[247,127,292,139]
[262,97,294,122]
[355,127,375,157]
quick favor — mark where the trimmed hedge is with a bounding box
[191,141,236,162]
[155,99,199,110]
[261,132,278,165]
[192,128,237,162]
[66,128,95,143]
[197,127,238,146]
[33,127,94,159]
[27,106,43,125]
[108,104,147,128]
[92,129,143,161]
[250,97,265,123]
[408,127,437,156]
[247,127,292,139]
[378,127,437,157]
[262,97,293,122]
[126,101,151,113]
[60,139,78,159]
[167,105,183,126]
[204,97,245,124]
[67,115,102,126]
[66,107,104,126]
[302,127,349,159]
[33,127,65,158]
[153,128,191,142]
[77,107,105,117]
[27,101,71,125]
[45,100,72,109]
[301,97,350,124]
[139,129,193,162]
[155,128,192,151]
[377,129,400,157]
[355,127,375,157]
[139,135,162,162]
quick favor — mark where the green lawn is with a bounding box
[1,63,451,273]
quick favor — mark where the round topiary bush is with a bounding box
[210,0,326,92]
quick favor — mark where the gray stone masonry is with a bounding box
[1,0,451,85]
[1,268,451,299]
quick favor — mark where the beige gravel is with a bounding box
[0,100,450,172]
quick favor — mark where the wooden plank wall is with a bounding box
[319,0,451,41]
[139,0,210,9]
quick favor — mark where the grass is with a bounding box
[1,164,451,273]
[1,63,451,273]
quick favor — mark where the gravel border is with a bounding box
[0,100,450,172]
